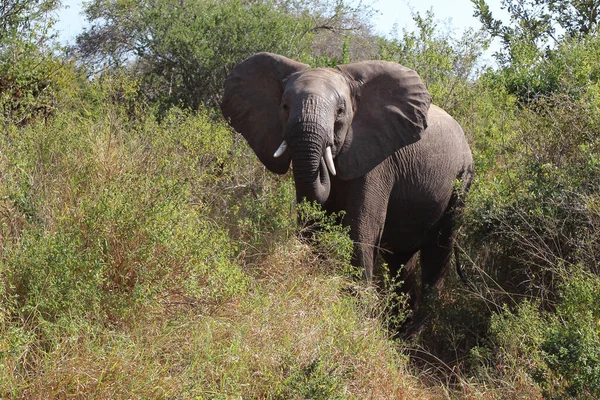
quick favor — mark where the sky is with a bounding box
[54,0,510,46]
[372,0,508,37]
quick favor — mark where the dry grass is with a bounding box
[2,239,443,399]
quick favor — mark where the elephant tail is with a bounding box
[455,246,468,283]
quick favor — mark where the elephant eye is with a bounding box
[281,104,289,111]
[336,106,345,117]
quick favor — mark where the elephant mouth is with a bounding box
[281,121,335,205]
[274,140,337,176]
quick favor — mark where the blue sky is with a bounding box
[54,0,509,45]
[372,0,508,37]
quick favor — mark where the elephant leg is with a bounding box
[332,171,392,282]
[379,250,424,336]
[383,251,421,311]
[419,200,458,293]
[351,223,385,282]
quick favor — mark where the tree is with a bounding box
[75,0,375,109]
[0,0,60,44]
[472,0,600,100]
[377,10,488,112]
[472,0,600,51]
[548,0,600,36]
[472,0,555,66]
[0,0,70,124]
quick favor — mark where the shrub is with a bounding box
[377,10,488,114]
[484,270,600,399]
[0,77,251,392]
[0,39,79,125]
[0,73,436,397]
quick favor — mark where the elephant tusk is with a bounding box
[324,146,336,176]
[273,141,288,158]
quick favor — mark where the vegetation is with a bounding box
[75,0,374,108]
[1,0,599,397]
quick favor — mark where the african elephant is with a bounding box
[221,52,473,310]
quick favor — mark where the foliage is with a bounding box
[0,73,434,398]
[377,10,488,113]
[473,0,556,54]
[0,0,60,43]
[77,0,314,108]
[548,0,600,36]
[486,271,600,399]
[0,76,247,342]
[296,201,354,274]
[541,271,600,398]
[75,0,375,109]
[473,0,600,100]
[479,28,600,102]
[0,42,77,124]
[446,10,600,396]
[0,0,70,124]
[473,0,600,49]
[3,0,600,397]
[464,89,600,299]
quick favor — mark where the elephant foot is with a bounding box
[397,317,426,341]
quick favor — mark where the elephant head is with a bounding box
[221,52,432,204]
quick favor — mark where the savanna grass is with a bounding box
[0,76,436,398]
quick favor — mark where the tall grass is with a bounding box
[2,36,600,398]
[0,75,438,398]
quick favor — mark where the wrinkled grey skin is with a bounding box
[221,52,473,309]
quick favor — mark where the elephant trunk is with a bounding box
[287,122,331,205]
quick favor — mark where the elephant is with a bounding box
[221,52,473,313]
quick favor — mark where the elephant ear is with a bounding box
[221,52,309,174]
[335,61,431,180]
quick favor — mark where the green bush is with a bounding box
[0,0,74,125]
[485,270,600,399]
[296,201,354,273]
[0,39,78,125]
[541,271,600,398]
[377,10,487,113]
[0,76,252,385]
[463,88,600,299]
